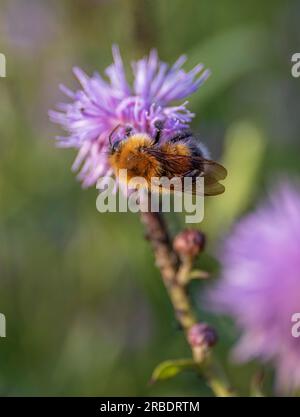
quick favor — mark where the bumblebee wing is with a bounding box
[146,148,227,196]
[199,159,227,196]
[200,175,225,196]
[147,148,191,177]
[180,161,226,196]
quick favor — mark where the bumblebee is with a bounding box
[108,123,227,196]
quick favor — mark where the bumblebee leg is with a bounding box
[153,120,164,144]
[125,125,133,137]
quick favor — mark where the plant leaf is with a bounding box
[150,359,197,384]
[189,270,210,280]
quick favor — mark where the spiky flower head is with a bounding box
[49,46,210,187]
[207,183,300,393]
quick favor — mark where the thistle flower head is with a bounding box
[207,183,300,393]
[49,46,210,187]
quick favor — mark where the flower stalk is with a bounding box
[140,207,233,396]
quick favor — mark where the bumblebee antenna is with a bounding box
[109,124,122,147]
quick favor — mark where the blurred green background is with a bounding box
[0,0,299,396]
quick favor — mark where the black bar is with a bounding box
[0,396,293,415]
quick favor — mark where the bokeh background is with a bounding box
[0,0,299,396]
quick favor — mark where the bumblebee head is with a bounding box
[109,124,134,154]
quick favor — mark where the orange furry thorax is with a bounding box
[109,134,160,182]
[109,133,192,184]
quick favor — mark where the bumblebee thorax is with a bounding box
[109,133,160,180]
[121,134,153,152]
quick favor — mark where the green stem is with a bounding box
[140,210,234,397]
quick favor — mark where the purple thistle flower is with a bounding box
[49,46,210,187]
[207,183,300,393]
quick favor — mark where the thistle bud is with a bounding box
[173,229,205,258]
[187,323,218,348]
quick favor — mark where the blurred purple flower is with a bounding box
[49,46,210,187]
[207,183,300,393]
[1,0,61,53]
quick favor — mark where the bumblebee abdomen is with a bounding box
[160,142,191,157]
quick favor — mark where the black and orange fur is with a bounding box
[109,128,227,196]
